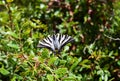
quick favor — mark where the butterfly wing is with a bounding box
[37,36,55,52]
[37,34,74,53]
[58,34,74,52]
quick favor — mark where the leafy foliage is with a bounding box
[0,0,120,81]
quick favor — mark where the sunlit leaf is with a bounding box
[79,59,91,68]
[70,57,82,71]
[48,57,58,66]
[55,68,67,75]
[47,74,54,81]
[117,60,120,66]
[6,0,14,3]
[6,31,19,39]
[26,38,33,45]
[7,43,19,49]
[41,49,49,58]
[0,67,9,75]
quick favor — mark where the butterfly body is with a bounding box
[37,34,74,54]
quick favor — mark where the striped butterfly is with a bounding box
[37,33,74,54]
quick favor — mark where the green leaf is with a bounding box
[64,45,69,52]
[47,74,54,81]
[59,60,66,65]
[7,43,19,49]
[24,28,31,35]
[6,0,14,3]
[11,76,16,81]
[70,57,82,71]
[48,57,58,66]
[109,51,114,56]
[79,59,91,68]
[0,67,9,75]
[41,49,49,58]
[27,38,33,45]
[82,59,90,63]
[104,74,108,81]
[40,4,46,9]
[117,60,120,66]
[7,31,19,39]
[63,77,76,80]
[55,68,67,75]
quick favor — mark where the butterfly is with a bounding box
[37,33,74,54]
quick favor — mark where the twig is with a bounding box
[104,34,120,41]
[5,1,13,30]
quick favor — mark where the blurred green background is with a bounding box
[0,0,120,81]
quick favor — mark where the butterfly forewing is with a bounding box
[62,36,72,45]
[47,36,53,43]
[56,34,60,41]
[37,36,54,50]
[59,34,66,44]
[60,35,74,49]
